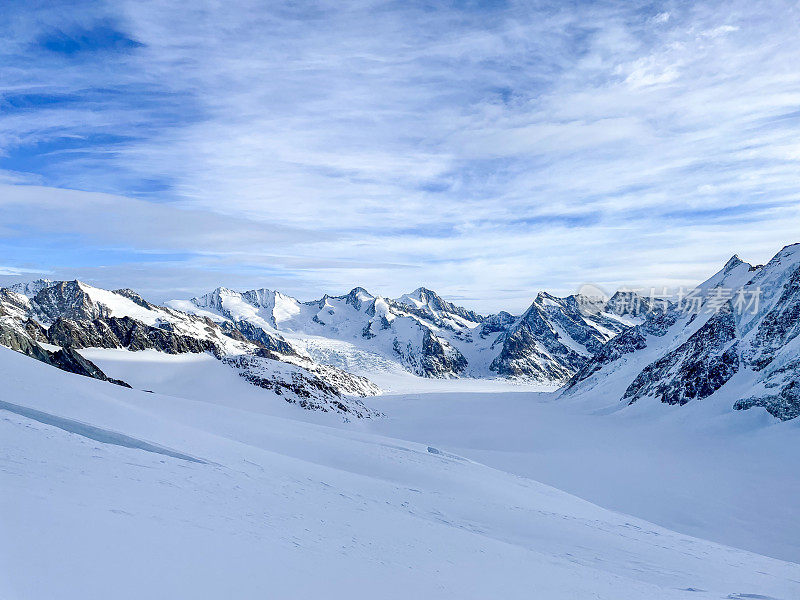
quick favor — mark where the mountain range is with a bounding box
[2,242,799,420]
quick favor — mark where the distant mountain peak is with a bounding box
[344,286,375,303]
[411,286,439,299]
[8,278,53,298]
[342,287,375,310]
[396,287,484,324]
[723,254,745,271]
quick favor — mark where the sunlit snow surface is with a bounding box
[1,346,799,600]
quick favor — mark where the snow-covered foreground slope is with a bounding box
[365,389,800,564]
[2,346,799,600]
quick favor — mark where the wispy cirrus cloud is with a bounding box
[1,0,799,312]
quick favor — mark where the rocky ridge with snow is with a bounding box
[565,245,800,420]
[0,279,380,417]
[171,285,636,383]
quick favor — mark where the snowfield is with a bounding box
[1,346,799,599]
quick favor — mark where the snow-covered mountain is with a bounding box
[2,279,640,392]
[0,280,380,416]
[565,244,800,420]
[486,291,636,380]
[169,285,635,383]
[6,242,800,421]
[395,286,484,327]
[172,286,473,378]
[4,255,800,600]
[7,278,53,298]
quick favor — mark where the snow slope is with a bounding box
[365,388,800,564]
[2,346,798,600]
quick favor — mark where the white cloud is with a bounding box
[702,25,740,38]
[1,0,799,312]
[652,12,671,24]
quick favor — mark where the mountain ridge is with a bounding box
[4,243,800,420]
[564,243,800,420]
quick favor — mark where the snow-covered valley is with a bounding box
[53,347,800,564]
[2,345,799,599]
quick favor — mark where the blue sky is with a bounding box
[1,0,800,312]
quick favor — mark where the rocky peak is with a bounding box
[34,280,107,323]
[343,287,375,310]
[0,288,33,320]
[241,288,280,308]
[533,291,561,305]
[605,290,651,317]
[723,254,744,271]
[191,287,237,311]
[8,278,53,298]
[397,287,484,324]
[479,311,516,337]
[623,306,739,407]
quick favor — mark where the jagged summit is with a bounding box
[347,286,374,298]
[724,254,744,268]
[696,254,753,291]
[396,286,484,325]
[0,277,641,384]
[8,278,53,297]
[341,287,375,310]
[191,286,243,308]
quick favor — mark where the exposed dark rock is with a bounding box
[47,317,123,349]
[641,309,679,336]
[744,265,800,371]
[404,287,484,323]
[623,308,739,406]
[566,326,648,389]
[540,294,607,355]
[342,287,374,311]
[0,289,33,318]
[490,302,585,381]
[34,280,107,322]
[217,321,250,343]
[113,288,153,309]
[46,316,223,356]
[735,380,800,421]
[223,319,295,354]
[419,329,467,377]
[0,320,129,387]
[23,319,49,343]
[222,354,378,418]
[605,291,651,317]
[479,311,516,337]
[0,321,53,363]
